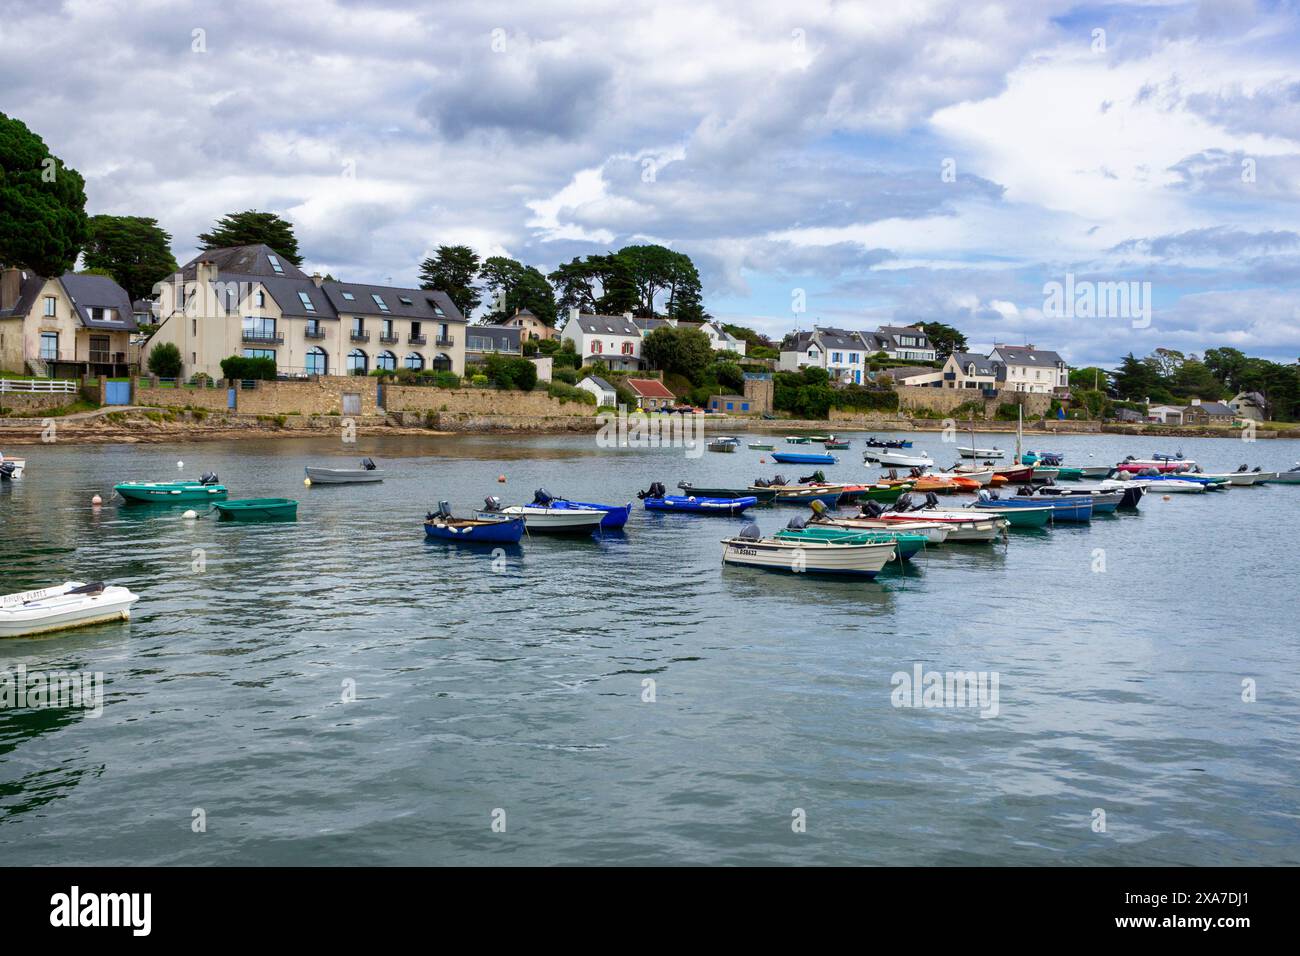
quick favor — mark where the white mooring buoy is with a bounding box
[182,509,198,520]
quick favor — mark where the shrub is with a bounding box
[147,343,182,378]
[483,355,538,391]
[995,402,1021,420]
[471,374,489,387]
[433,371,461,388]
[548,381,597,405]
[220,355,277,381]
[552,367,578,385]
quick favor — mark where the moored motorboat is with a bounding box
[214,498,298,521]
[424,502,526,544]
[992,488,1093,521]
[0,455,25,479]
[1035,486,1122,513]
[775,523,927,562]
[530,490,631,529]
[721,524,897,577]
[304,458,384,484]
[1,581,139,638]
[707,436,741,453]
[747,442,776,451]
[857,495,1008,541]
[476,496,605,533]
[958,446,1004,459]
[864,449,934,468]
[750,476,843,507]
[865,437,913,448]
[965,500,1054,527]
[116,473,228,503]
[1268,463,1300,484]
[785,436,811,444]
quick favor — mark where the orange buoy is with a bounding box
[91,494,102,506]
[497,474,506,483]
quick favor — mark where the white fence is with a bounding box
[0,378,78,394]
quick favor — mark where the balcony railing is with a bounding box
[88,351,128,364]
[435,335,454,347]
[350,330,370,342]
[242,331,284,344]
[379,334,399,344]
[408,333,427,345]
[305,327,326,339]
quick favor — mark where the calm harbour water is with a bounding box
[2,429,1299,866]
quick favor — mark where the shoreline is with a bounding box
[2,407,1297,445]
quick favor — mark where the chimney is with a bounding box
[312,272,323,288]
[567,306,579,324]
[1,267,21,312]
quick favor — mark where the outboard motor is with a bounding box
[483,495,503,512]
[637,482,666,500]
[861,501,886,518]
[1016,485,1035,496]
[798,469,826,484]
[786,515,807,531]
[1237,464,1248,473]
[892,492,913,513]
[199,472,219,486]
[361,458,377,471]
[886,469,900,480]
[977,489,992,503]
[772,474,787,487]
[532,488,554,505]
[437,500,452,518]
[923,491,940,510]
[737,523,761,541]
[1253,466,1263,473]
[0,461,15,481]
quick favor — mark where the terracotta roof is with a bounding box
[625,378,675,398]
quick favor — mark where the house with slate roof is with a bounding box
[560,310,645,371]
[987,344,1069,393]
[940,351,1007,390]
[0,266,138,377]
[141,244,467,379]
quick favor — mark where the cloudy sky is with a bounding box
[3,0,1298,365]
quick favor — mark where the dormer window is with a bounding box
[371,293,390,312]
[268,255,284,275]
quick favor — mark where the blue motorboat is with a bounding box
[424,502,526,543]
[638,482,757,515]
[997,494,1093,522]
[770,452,837,465]
[531,490,631,529]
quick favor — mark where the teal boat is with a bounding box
[748,442,776,451]
[1053,467,1085,480]
[116,475,228,503]
[776,525,928,562]
[214,498,298,521]
[965,503,1053,528]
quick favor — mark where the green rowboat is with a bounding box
[116,480,228,503]
[776,526,928,561]
[214,498,298,521]
[857,482,913,503]
[748,443,776,451]
[1053,467,1085,480]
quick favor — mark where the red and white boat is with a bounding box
[1114,457,1196,474]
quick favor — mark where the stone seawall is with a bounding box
[383,385,595,419]
[894,386,1052,419]
[134,383,229,411]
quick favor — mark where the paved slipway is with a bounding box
[2,431,1299,865]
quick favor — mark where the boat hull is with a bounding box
[305,467,384,483]
[865,451,933,468]
[214,498,298,521]
[679,484,776,503]
[777,527,926,562]
[645,495,758,515]
[967,504,1053,527]
[999,497,1092,521]
[771,452,837,465]
[425,516,525,544]
[477,506,606,532]
[116,481,229,503]
[1,583,139,639]
[547,500,632,529]
[721,538,895,576]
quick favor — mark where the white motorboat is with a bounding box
[1119,477,1205,494]
[872,510,1008,542]
[721,527,897,576]
[1,581,139,638]
[957,446,1004,459]
[864,449,934,468]
[304,458,385,484]
[933,467,994,486]
[0,456,25,480]
[475,499,605,533]
[1270,463,1300,485]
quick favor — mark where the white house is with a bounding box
[560,309,644,371]
[778,327,869,383]
[987,344,1068,393]
[700,321,746,356]
[577,374,617,407]
[874,326,937,362]
[1147,404,1185,424]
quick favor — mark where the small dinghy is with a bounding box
[864,449,934,469]
[747,442,776,451]
[424,501,525,544]
[639,482,758,515]
[214,498,298,521]
[707,437,741,453]
[776,515,927,562]
[865,437,913,449]
[720,523,897,577]
[1269,463,1300,485]
[530,489,631,529]
[116,473,227,503]
[957,446,1004,459]
[771,451,837,465]
[1,581,139,638]
[305,458,384,484]
[750,475,843,507]
[475,496,605,533]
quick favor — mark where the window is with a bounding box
[371,293,389,312]
[341,291,355,301]
[726,402,733,411]
[43,296,55,317]
[243,316,276,339]
[849,353,859,363]
[410,321,421,336]
[346,349,368,374]
[305,347,327,375]
[439,323,449,341]
[405,352,424,371]
[192,319,198,336]
[242,348,275,361]
[432,303,445,316]
[399,296,413,306]
[382,319,393,339]
[306,319,321,335]
[298,291,316,312]
[40,332,58,360]
[376,350,396,371]
[742,402,750,411]
[832,352,842,363]
[351,318,364,335]
[268,255,284,275]
[621,341,634,355]
[592,340,603,354]
[256,290,265,307]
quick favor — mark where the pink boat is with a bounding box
[1114,457,1196,474]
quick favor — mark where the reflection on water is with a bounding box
[1,431,1299,864]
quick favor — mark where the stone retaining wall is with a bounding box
[134,382,230,411]
[0,391,73,412]
[894,386,1052,419]
[383,385,595,418]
